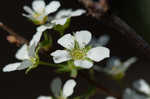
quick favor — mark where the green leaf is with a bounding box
[53,18,71,35]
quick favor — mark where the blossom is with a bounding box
[106,96,116,99]
[23,0,61,25]
[123,79,150,99]
[123,88,147,99]
[37,9,86,32]
[94,57,137,79]
[133,79,150,95]
[38,78,76,99]
[2,31,43,72]
[51,30,110,69]
[37,96,52,99]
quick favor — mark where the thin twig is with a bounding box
[79,0,150,60]
[0,22,28,45]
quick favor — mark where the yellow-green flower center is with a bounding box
[71,49,85,60]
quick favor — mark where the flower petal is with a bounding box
[51,18,68,25]
[32,0,45,14]
[15,44,29,60]
[37,24,53,32]
[123,57,137,67]
[55,9,72,19]
[45,1,61,15]
[70,9,86,17]
[17,60,33,70]
[55,9,86,19]
[87,47,110,62]
[123,88,146,99]
[29,31,43,47]
[58,34,74,50]
[75,30,92,48]
[28,43,36,58]
[106,96,116,99]
[51,78,62,97]
[133,79,150,95]
[97,35,110,46]
[2,62,21,72]
[74,60,93,69]
[63,79,76,98]
[51,50,71,63]
[23,6,34,15]
[37,96,52,99]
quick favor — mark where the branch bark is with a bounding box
[79,0,150,60]
[0,22,28,45]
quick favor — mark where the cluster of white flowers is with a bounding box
[2,0,143,99]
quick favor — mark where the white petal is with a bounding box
[133,79,150,95]
[123,88,146,99]
[17,60,33,70]
[74,60,93,69]
[23,6,34,15]
[51,18,68,25]
[55,9,72,19]
[51,78,62,97]
[45,1,61,15]
[28,43,36,58]
[75,30,92,48]
[29,31,43,47]
[58,34,74,50]
[51,50,71,63]
[70,9,86,17]
[2,62,21,72]
[63,79,76,98]
[87,47,110,62]
[15,44,29,60]
[106,96,116,99]
[37,24,53,32]
[107,57,121,67]
[55,9,85,19]
[123,57,137,67]
[32,0,45,14]
[22,13,34,20]
[97,35,110,46]
[37,96,52,99]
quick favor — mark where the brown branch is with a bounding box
[0,22,28,45]
[79,0,150,60]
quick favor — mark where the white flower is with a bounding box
[38,79,76,99]
[51,30,110,69]
[123,88,147,99]
[37,96,52,99]
[106,96,116,99]
[133,79,150,95]
[3,31,43,72]
[95,57,137,76]
[37,9,86,32]
[23,0,61,25]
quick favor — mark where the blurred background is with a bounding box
[0,0,150,99]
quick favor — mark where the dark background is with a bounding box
[0,0,150,99]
